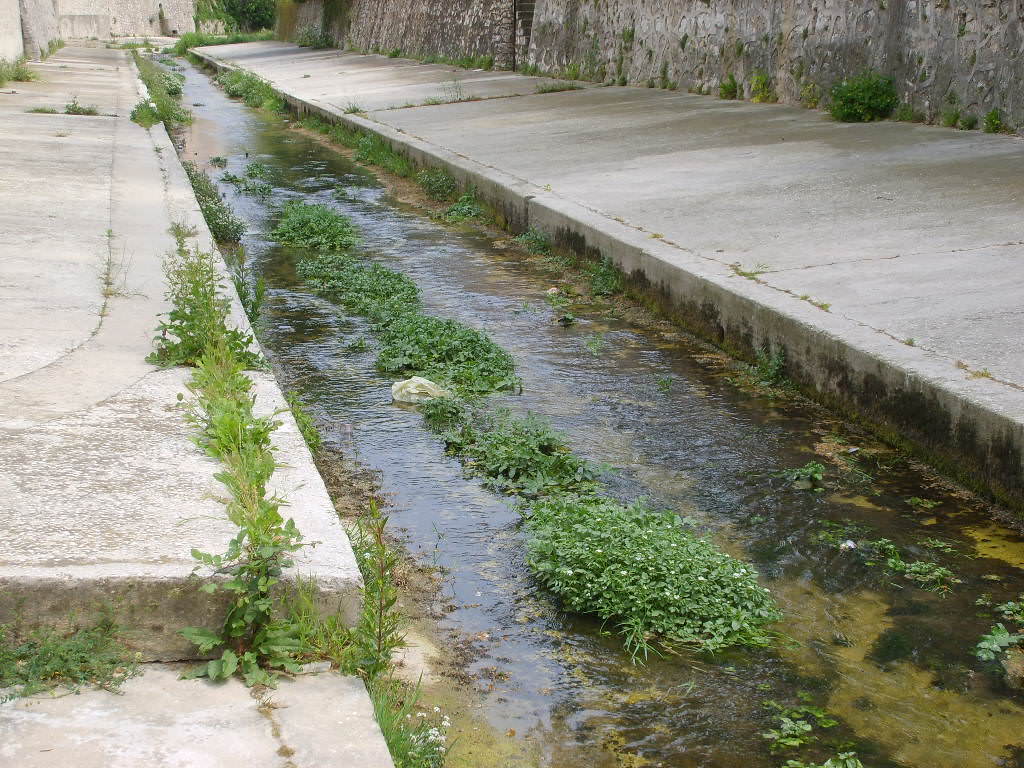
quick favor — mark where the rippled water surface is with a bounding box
[178,60,1024,768]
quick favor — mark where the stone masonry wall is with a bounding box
[527,0,1024,126]
[278,0,514,67]
[57,0,196,37]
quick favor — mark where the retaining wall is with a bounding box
[1,0,24,60]
[57,0,196,38]
[19,0,59,59]
[280,0,1024,127]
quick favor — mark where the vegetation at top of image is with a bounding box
[415,167,458,201]
[171,30,275,56]
[216,69,284,112]
[182,161,246,243]
[271,201,361,250]
[719,72,740,99]
[0,619,137,700]
[219,0,275,31]
[524,494,780,659]
[0,57,37,87]
[828,71,899,122]
[147,229,259,368]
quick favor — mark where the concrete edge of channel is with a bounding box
[147,71,365,629]
[191,47,1024,517]
[0,58,362,663]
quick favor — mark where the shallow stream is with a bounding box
[177,60,1024,768]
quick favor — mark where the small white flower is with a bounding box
[416,712,427,718]
[433,706,440,713]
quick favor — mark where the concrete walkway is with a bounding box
[0,46,390,767]
[193,41,1024,510]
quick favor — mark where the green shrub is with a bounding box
[828,71,898,121]
[941,107,961,128]
[587,257,623,296]
[719,72,739,99]
[983,108,1007,133]
[415,167,458,201]
[222,0,274,30]
[750,70,776,103]
[182,161,246,243]
[959,112,978,130]
[799,82,821,109]
[893,102,925,122]
[524,495,780,658]
[271,202,360,250]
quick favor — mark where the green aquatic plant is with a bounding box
[762,698,838,752]
[976,623,1023,661]
[271,202,360,251]
[776,461,826,491]
[524,494,780,659]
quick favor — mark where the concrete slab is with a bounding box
[0,47,362,659]
[197,41,593,113]
[0,665,395,768]
[191,42,1024,510]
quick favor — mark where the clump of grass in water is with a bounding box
[297,251,518,395]
[271,201,361,251]
[215,69,285,112]
[182,161,246,243]
[0,619,137,699]
[525,495,779,659]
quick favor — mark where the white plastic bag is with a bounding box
[391,376,450,404]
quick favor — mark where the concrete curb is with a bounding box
[192,47,1024,516]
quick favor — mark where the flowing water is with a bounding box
[177,61,1024,768]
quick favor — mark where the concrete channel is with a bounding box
[0,45,392,766]
[192,41,1024,515]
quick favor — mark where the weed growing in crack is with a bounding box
[64,97,99,115]
[0,57,37,86]
[0,619,137,700]
[147,227,258,367]
[182,161,245,243]
[536,81,583,94]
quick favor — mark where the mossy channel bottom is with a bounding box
[178,62,1024,768]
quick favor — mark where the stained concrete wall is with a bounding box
[528,0,1024,126]
[1,0,25,60]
